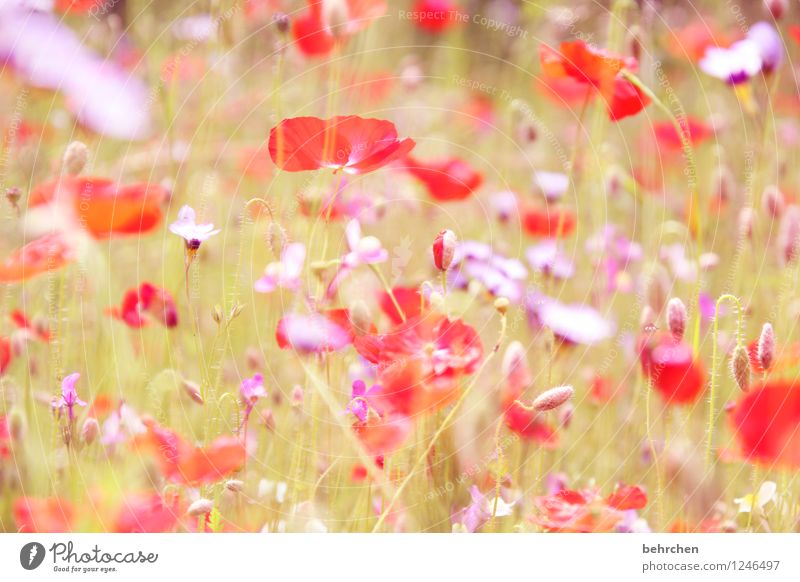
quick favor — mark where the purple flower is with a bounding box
[169,205,220,247]
[343,220,388,267]
[346,379,382,422]
[56,373,87,421]
[489,190,518,222]
[450,241,528,303]
[451,486,515,533]
[240,374,267,406]
[528,295,615,345]
[255,243,305,293]
[526,241,575,280]
[534,171,569,201]
[0,8,151,140]
[748,22,783,73]
[278,314,350,354]
[700,22,782,84]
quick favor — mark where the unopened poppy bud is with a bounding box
[81,417,99,444]
[494,296,510,314]
[187,498,214,517]
[762,185,785,219]
[182,379,204,405]
[764,0,788,20]
[267,221,287,258]
[291,385,304,407]
[532,385,574,412]
[738,207,755,240]
[63,141,89,176]
[666,298,687,341]
[272,12,290,33]
[8,408,25,441]
[757,323,775,371]
[627,24,643,61]
[321,0,349,39]
[225,479,244,493]
[778,205,800,265]
[212,304,224,325]
[730,344,751,391]
[349,300,372,336]
[432,229,457,271]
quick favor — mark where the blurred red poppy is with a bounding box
[530,488,629,533]
[605,484,647,510]
[14,496,75,533]
[136,421,246,485]
[10,310,51,342]
[666,20,732,62]
[731,379,800,469]
[269,115,414,174]
[107,283,178,329]
[521,204,576,238]
[651,117,713,152]
[353,412,413,455]
[539,40,649,121]
[54,0,99,12]
[292,0,387,57]
[113,492,180,533]
[29,177,167,239]
[402,155,483,201]
[638,332,706,405]
[0,338,11,375]
[0,414,12,459]
[410,0,462,33]
[0,233,75,283]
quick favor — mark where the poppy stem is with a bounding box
[705,294,744,472]
[370,265,406,323]
[372,307,508,532]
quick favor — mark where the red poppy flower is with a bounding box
[731,379,800,469]
[503,400,559,445]
[521,204,576,238]
[292,0,388,57]
[378,286,427,324]
[589,374,625,404]
[539,41,649,121]
[605,484,647,510]
[107,283,178,329]
[29,177,167,239]
[536,76,593,108]
[269,115,414,174]
[638,332,706,405]
[0,337,11,376]
[651,117,713,152]
[55,0,98,12]
[666,20,732,62]
[0,233,75,283]
[410,0,462,33]
[530,488,630,533]
[402,155,484,201]
[14,496,75,533]
[113,492,181,533]
[136,421,246,485]
[0,414,12,459]
[746,339,800,376]
[668,518,725,533]
[353,412,413,455]
[10,310,51,342]
[790,26,800,46]
[275,310,359,353]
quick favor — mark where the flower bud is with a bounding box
[8,408,25,441]
[757,323,775,371]
[187,498,214,517]
[666,298,687,341]
[267,221,287,258]
[291,385,304,407]
[762,184,785,219]
[260,408,276,432]
[182,379,204,405]
[225,479,244,493]
[764,0,788,20]
[321,0,349,39]
[778,205,800,265]
[432,229,457,271]
[5,186,21,207]
[63,141,89,176]
[558,403,573,428]
[245,346,264,370]
[272,12,290,34]
[532,385,574,412]
[81,417,99,445]
[738,207,755,240]
[494,297,510,315]
[730,344,751,392]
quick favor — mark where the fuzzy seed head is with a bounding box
[757,323,775,371]
[63,141,89,176]
[225,479,244,493]
[187,498,214,517]
[666,298,687,341]
[762,185,785,219]
[738,207,755,240]
[532,385,574,412]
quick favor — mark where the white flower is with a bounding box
[169,205,220,246]
[734,481,777,514]
[254,242,305,293]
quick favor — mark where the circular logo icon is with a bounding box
[20,542,46,570]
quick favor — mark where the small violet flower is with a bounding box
[346,379,381,423]
[343,219,388,267]
[56,372,87,422]
[169,205,220,250]
[239,373,266,432]
[254,242,306,293]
